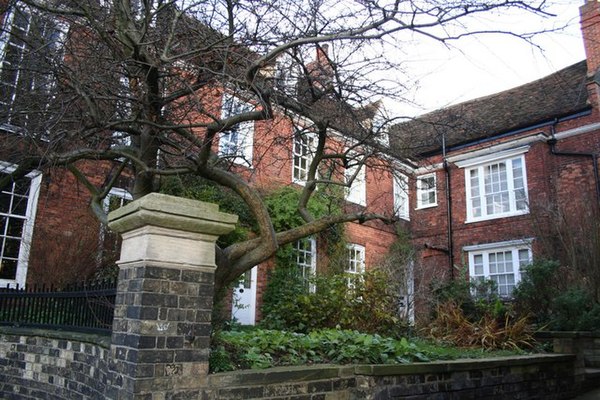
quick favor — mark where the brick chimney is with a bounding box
[307,44,334,88]
[296,44,334,104]
[580,0,600,76]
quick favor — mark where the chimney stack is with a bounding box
[580,0,600,76]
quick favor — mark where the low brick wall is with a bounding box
[537,331,600,369]
[205,355,579,400]
[0,329,110,399]
[0,328,582,400]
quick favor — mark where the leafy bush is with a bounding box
[547,288,600,331]
[512,259,563,325]
[209,328,527,372]
[512,259,600,331]
[429,270,505,322]
[211,328,430,371]
[261,269,407,338]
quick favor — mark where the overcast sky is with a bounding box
[393,1,586,117]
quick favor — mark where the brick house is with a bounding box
[1,0,599,326]
[0,2,401,327]
[390,0,600,315]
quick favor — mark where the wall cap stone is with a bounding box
[108,193,238,236]
[208,364,355,387]
[0,327,111,348]
[353,354,575,376]
[206,354,575,386]
[536,331,600,339]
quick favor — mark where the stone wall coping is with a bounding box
[208,354,575,386]
[208,364,355,387]
[536,331,600,339]
[0,326,111,348]
[353,354,575,376]
[108,192,238,235]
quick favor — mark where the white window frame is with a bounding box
[97,187,132,266]
[398,260,415,323]
[294,237,316,290]
[219,93,254,167]
[464,239,533,298]
[103,187,133,212]
[416,173,437,209]
[292,131,317,184]
[0,5,67,124]
[460,147,529,223]
[345,156,366,206]
[346,243,365,275]
[0,161,41,288]
[393,172,409,220]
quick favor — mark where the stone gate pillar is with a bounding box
[104,193,238,399]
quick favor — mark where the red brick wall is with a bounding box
[581,0,600,77]
[245,112,400,323]
[409,115,600,317]
[26,161,130,287]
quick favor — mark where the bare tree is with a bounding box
[0,0,553,292]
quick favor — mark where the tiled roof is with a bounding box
[389,60,590,157]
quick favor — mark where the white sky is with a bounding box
[393,1,587,117]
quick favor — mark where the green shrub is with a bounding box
[261,269,407,337]
[211,328,430,371]
[210,327,526,372]
[549,288,600,331]
[429,269,504,322]
[512,259,562,325]
[259,262,308,331]
[512,259,600,331]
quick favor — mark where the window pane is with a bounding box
[6,217,24,238]
[3,237,20,258]
[427,191,436,204]
[242,270,252,289]
[473,254,483,275]
[11,194,28,215]
[0,192,11,213]
[0,258,17,279]
[13,179,29,195]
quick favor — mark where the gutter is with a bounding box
[548,119,600,204]
[420,108,593,158]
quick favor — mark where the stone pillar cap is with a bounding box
[108,192,238,236]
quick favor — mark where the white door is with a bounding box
[231,266,257,325]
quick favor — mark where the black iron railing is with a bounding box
[0,281,116,334]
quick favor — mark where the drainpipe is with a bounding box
[548,119,600,205]
[442,133,455,279]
